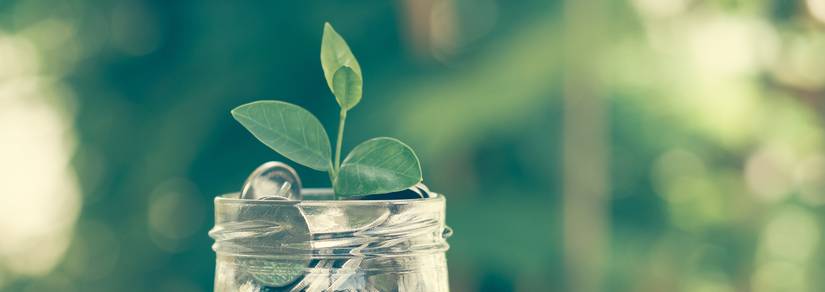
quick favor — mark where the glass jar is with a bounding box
[209,188,451,292]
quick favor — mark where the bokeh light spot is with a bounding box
[652,149,727,230]
[761,207,820,262]
[685,272,734,292]
[752,261,808,292]
[772,33,825,90]
[0,35,40,79]
[745,145,795,203]
[0,32,80,278]
[687,17,769,77]
[807,0,825,24]
[794,155,825,206]
[148,179,206,252]
[632,0,689,19]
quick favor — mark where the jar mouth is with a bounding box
[215,188,445,206]
[211,187,449,258]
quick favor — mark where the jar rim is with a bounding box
[215,188,445,206]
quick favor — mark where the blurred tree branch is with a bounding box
[562,0,610,291]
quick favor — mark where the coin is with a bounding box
[236,161,310,288]
[241,161,303,200]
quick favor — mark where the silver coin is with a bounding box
[236,162,310,287]
[240,161,303,200]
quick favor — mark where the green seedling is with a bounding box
[231,22,422,198]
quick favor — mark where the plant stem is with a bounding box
[333,109,347,177]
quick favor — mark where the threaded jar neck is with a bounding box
[209,190,450,258]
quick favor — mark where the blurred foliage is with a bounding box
[2,0,825,291]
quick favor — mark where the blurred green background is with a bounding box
[2,0,825,291]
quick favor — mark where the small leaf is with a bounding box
[334,137,422,196]
[332,66,362,110]
[232,101,332,171]
[321,22,362,95]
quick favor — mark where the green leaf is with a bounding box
[231,101,332,171]
[332,66,362,110]
[334,137,422,196]
[321,22,362,96]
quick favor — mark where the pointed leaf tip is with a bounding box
[320,22,362,105]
